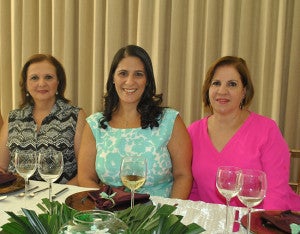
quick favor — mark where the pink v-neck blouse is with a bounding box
[188,112,300,210]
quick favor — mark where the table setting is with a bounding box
[1,178,300,233]
[1,161,300,233]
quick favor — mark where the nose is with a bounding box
[217,83,228,94]
[125,74,135,85]
[37,78,46,87]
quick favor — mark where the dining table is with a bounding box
[0,180,251,233]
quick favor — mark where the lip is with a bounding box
[37,90,48,94]
[123,88,137,93]
[216,98,229,104]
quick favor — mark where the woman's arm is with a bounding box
[67,109,87,185]
[167,115,193,199]
[0,116,11,173]
[77,123,101,188]
[260,121,297,209]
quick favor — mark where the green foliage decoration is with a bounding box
[1,199,205,234]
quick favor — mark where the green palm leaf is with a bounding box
[1,199,205,234]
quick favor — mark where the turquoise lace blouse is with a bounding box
[87,108,178,197]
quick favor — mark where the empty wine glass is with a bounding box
[120,156,147,209]
[38,151,64,202]
[14,151,37,197]
[216,166,242,233]
[237,169,267,234]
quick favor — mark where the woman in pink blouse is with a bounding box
[188,56,300,210]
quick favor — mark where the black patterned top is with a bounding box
[7,99,80,184]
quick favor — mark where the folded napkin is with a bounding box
[261,210,300,233]
[290,223,300,234]
[0,173,17,187]
[88,185,150,210]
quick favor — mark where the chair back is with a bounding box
[289,149,300,194]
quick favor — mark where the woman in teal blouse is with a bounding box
[78,45,192,198]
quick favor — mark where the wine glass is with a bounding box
[14,151,37,197]
[120,156,147,209]
[38,151,64,202]
[216,166,242,233]
[237,169,267,234]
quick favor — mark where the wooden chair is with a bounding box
[289,149,300,194]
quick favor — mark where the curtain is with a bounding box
[0,0,299,149]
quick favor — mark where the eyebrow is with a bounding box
[116,69,145,73]
[211,78,239,82]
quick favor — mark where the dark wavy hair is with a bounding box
[19,54,70,108]
[202,56,254,113]
[100,45,164,129]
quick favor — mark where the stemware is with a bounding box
[14,151,37,198]
[237,169,267,234]
[216,166,242,233]
[58,210,128,233]
[120,156,147,209]
[38,151,64,202]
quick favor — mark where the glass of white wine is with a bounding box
[38,151,64,202]
[120,156,147,209]
[237,169,267,234]
[216,166,242,233]
[14,151,37,197]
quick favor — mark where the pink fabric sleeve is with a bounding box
[260,120,300,210]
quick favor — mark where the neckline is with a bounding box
[205,111,253,153]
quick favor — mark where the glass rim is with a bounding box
[73,210,115,224]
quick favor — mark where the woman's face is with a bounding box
[113,56,147,106]
[209,65,246,115]
[26,60,59,104]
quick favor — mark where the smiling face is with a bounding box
[209,65,246,115]
[113,56,147,106]
[26,60,59,104]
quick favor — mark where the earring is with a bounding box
[56,91,58,95]
[239,98,245,109]
[26,92,29,97]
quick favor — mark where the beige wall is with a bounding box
[0,0,299,148]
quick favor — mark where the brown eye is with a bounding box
[211,81,221,86]
[45,75,54,80]
[135,71,145,77]
[29,75,39,81]
[118,71,128,77]
[227,81,238,87]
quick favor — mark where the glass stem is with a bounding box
[49,181,52,202]
[130,189,134,209]
[247,207,251,234]
[225,198,230,233]
[25,178,29,197]
[24,178,29,209]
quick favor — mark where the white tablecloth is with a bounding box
[0,180,249,233]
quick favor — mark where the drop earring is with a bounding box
[26,92,29,97]
[56,91,58,95]
[239,98,245,109]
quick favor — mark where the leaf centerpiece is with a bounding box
[1,198,205,234]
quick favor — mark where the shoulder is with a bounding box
[161,108,179,120]
[9,106,32,120]
[248,112,278,129]
[56,99,80,113]
[86,112,104,126]
[188,116,208,130]
[157,108,179,128]
[87,112,104,121]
